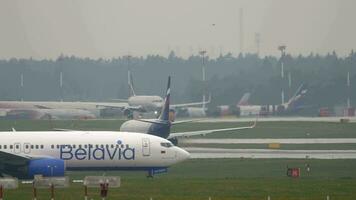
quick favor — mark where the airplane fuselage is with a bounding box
[128,96,163,112]
[0,131,189,178]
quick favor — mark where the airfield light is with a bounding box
[278,45,286,104]
[199,50,207,109]
[20,73,24,101]
[59,71,63,102]
[347,71,351,108]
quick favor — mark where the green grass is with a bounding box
[4,159,356,200]
[1,120,356,139]
[1,120,356,199]
[0,119,126,131]
[175,121,356,139]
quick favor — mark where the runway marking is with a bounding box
[181,138,356,144]
[184,148,356,159]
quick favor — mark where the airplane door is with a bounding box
[23,143,31,154]
[142,138,150,156]
[14,143,21,154]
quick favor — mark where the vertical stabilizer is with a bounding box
[237,92,251,106]
[286,84,307,109]
[159,76,171,121]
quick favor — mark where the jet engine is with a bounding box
[27,158,65,178]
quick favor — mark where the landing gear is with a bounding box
[123,109,134,119]
[147,171,154,178]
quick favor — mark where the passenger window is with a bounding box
[95,144,99,148]
[111,144,114,148]
[35,145,39,149]
[25,145,29,149]
[105,144,109,148]
[31,145,34,149]
[126,144,129,148]
[56,145,59,149]
[51,145,54,149]
[10,145,13,149]
[4,145,7,149]
[0,145,2,149]
[79,144,82,148]
[100,144,104,148]
[73,145,76,149]
[40,145,44,149]
[15,145,19,149]
[85,144,88,148]
[121,144,124,148]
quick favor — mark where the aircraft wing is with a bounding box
[109,99,129,102]
[34,105,51,109]
[95,103,144,112]
[171,119,202,125]
[171,95,211,108]
[94,103,127,109]
[53,128,81,131]
[167,120,256,139]
[0,151,55,165]
[0,151,31,165]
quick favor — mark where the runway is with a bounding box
[181,138,356,144]
[200,116,356,123]
[185,147,356,159]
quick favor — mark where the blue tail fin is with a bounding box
[159,76,171,121]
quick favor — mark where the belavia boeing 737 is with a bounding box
[0,129,190,179]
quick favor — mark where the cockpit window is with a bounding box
[160,142,173,148]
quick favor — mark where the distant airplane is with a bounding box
[2,108,97,120]
[237,92,251,106]
[0,71,209,120]
[237,84,308,116]
[120,76,256,145]
[213,92,251,116]
[112,71,210,118]
[0,101,126,119]
[0,130,189,179]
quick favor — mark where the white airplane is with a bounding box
[3,108,97,120]
[120,76,256,145]
[213,93,251,116]
[237,84,308,116]
[0,101,126,119]
[112,71,210,117]
[0,130,190,179]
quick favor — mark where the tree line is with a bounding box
[0,51,355,112]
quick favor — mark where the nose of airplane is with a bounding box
[176,147,190,162]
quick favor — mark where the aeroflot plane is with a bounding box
[120,76,256,145]
[0,131,190,179]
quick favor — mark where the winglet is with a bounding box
[11,127,16,132]
[158,76,171,121]
[251,117,258,128]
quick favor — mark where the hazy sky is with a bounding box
[0,0,355,59]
